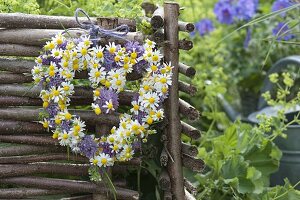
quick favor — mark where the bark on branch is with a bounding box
[179,99,200,120]
[181,121,201,140]
[0,120,48,134]
[0,13,136,31]
[182,154,204,173]
[178,81,197,96]
[0,188,65,199]
[0,176,139,200]
[179,63,196,78]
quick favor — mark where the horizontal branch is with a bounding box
[178,21,195,33]
[0,162,89,178]
[179,99,200,120]
[181,121,201,140]
[185,188,196,200]
[0,135,58,146]
[0,13,136,31]
[0,176,139,200]
[0,44,40,57]
[184,178,197,196]
[178,40,193,51]
[151,7,164,29]
[0,58,34,74]
[0,107,120,125]
[0,144,64,157]
[182,143,198,157]
[61,195,92,200]
[158,169,171,191]
[179,63,196,78]
[0,188,64,199]
[0,120,48,134]
[0,29,144,46]
[182,154,204,173]
[178,81,197,96]
[0,72,32,84]
[0,153,87,164]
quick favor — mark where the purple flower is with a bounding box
[99,88,119,113]
[236,0,258,21]
[78,135,98,158]
[125,41,147,74]
[193,19,214,37]
[273,22,295,41]
[214,0,236,24]
[272,0,294,17]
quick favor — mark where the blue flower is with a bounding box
[214,0,236,24]
[78,135,98,158]
[272,22,295,41]
[236,0,258,21]
[193,19,215,37]
[272,0,294,17]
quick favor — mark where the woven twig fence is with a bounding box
[0,2,202,200]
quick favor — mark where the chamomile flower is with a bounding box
[50,86,63,103]
[88,67,106,86]
[61,82,74,95]
[130,101,140,115]
[153,109,164,121]
[44,41,56,50]
[103,99,115,114]
[106,42,117,54]
[77,44,91,60]
[52,33,65,46]
[91,45,105,61]
[58,130,71,146]
[35,56,43,66]
[95,153,114,167]
[144,39,156,49]
[93,88,101,101]
[92,103,102,115]
[71,117,86,138]
[81,35,92,47]
[51,48,63,59]
[141,92,160,110]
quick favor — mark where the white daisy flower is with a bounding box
[51,48,63,59]
[106,42,117,54]
[141,92,160,110]
[88,67,106,86]
[103,99,115,114]
[58,130,71,146]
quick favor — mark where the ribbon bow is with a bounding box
[75,8,130,43]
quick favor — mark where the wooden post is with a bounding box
[164,2,185,199]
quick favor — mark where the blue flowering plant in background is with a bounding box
[188,0,300,115]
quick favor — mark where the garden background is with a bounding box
[1,0,300,199]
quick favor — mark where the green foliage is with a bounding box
[196,122,282,199]
[37,0,144,18]
[0,0,40,14]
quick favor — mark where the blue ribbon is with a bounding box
[75,8,130,44]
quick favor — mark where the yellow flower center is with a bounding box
[73,64,79,70]
[63,86,70,91]
[109,137,114,143]
[74,125,81,132]
[107,102,113,110]
[109,47,116,54]
[133,104,139,111]
[147,117,153,125]
[124,56,130,63]
[54,51,60,57]
[151,65,157,71]
[43,101,49,108]
[116,80,122,86]
[36,57,42,64]
[152,55,159,62]
[101,158,107,165]
[49,70,55,77]
[131,52,137,59]
[52,132,59,139]
[65,113,72,120]
[62,133,68,139]
[143,85,150,91]
[160,77,167,84]
[105,81,111,88]
[132,124,139,132]
[114,56,121,62]
[95,107,101,115]
[49,42,55,49]
[162,87,168,93]
[93,159,98,165]
[96,51,103,58]
[57,38,63,45]
[161,68,166,74]
[55,117,61,124]
[95,71,101,78]
[53,89,60,96]
[81,48,87,56]
[43,121,49,128]
[94,90,100,97]
[149,97,155,104]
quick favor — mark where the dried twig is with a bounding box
[181,121,201,140]
[178,81,197,96]
[179,99,200,120]
[182,154,204,173]
[179,63,196,78]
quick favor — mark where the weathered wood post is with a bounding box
[164,2,185,200]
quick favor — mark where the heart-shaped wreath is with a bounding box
[32,9,173,172]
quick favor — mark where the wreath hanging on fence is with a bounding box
[31,9,173,173]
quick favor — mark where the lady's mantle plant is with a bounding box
[31,30,173,179]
